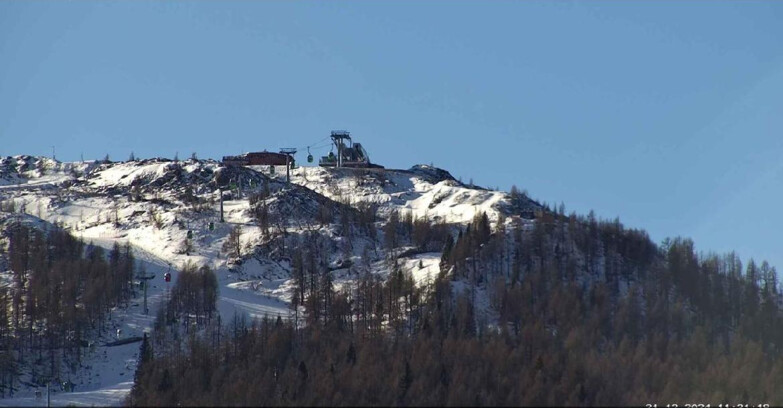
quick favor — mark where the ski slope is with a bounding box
[0,156,540,406]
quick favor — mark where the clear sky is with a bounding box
[1,1,782,271]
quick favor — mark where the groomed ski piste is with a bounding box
[0,156,540,406]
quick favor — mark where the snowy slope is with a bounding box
[0,157,541,406]
[0,156,95,189]
[261,164,540,227]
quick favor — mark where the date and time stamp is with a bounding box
[645,405,769,408]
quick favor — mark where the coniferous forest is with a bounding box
[0,222,135,397]
[127,204,783,407]
[2,1,780,406]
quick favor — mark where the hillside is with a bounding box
[0,156,542,406]
[1,155,782,406]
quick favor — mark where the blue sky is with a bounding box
[1,1,782,271]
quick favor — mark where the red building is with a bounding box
[223,151,288,166]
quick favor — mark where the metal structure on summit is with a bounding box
[221,129,382,170]
[319,130,383,169]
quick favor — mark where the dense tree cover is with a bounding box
[0,222,136,396]
[148,262,220,362]
[129,206,783,406]
[168,261,219,327]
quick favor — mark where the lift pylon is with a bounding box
[279,148,297,182]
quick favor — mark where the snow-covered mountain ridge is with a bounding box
[0,155,542,406]
[0,156,542,291]
[1,156,540,228]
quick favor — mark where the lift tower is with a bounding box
[279,148,297,182]
[137,270,156,315]
[330,131,351,168]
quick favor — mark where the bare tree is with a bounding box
[222,225,242,260]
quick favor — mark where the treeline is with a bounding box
[129,207,783,406]
[154,261,218,330]
[383,209,452,254]
[0,222,136,396]
[150,262,220,359]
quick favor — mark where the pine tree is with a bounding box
[130,333,153,403]
[398,359,413,404]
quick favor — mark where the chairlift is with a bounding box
[307,146,313,163]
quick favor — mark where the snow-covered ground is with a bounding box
[267,164,519,227]
[0,223,292,407]
[0,157,540,406]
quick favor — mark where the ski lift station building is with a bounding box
[318,130,383,169]
[222,130,382,169]
[222,151,289,166]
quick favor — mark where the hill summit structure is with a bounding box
[221,130,383,170]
